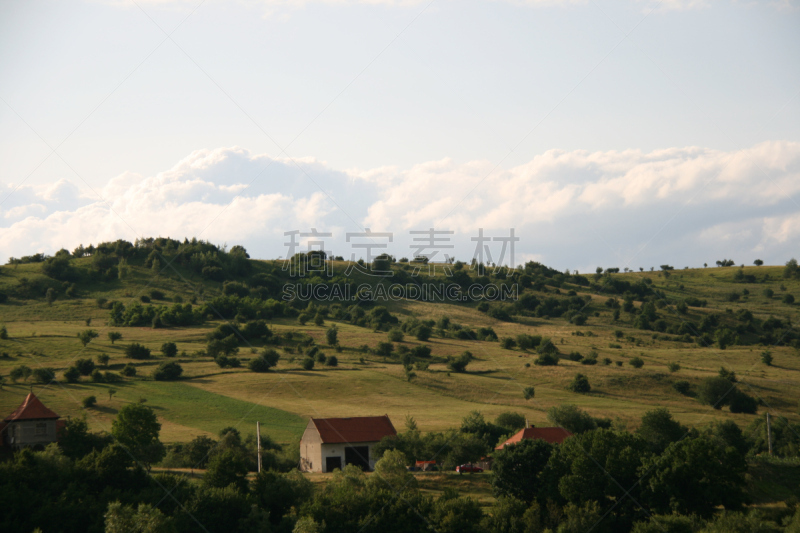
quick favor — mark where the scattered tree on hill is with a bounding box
[9,365,32,383]
[302,358,315,370]
[523,387,535,400]
[125,343,151,360]
[108,331,122,344]
[491,438,554,503]
[161,342,178,358]
[97,353,110,367]
[761,350,773,366]
[629,357,645,369]
[82,395,97,408]
[388,328,404,342]
[447,352,472,373]
[121,364,137,377]
[77,329,99,347]
[152,362,183,381]
[326,325,338,345]
[74,358,96,376]
[568,373,591,393]
[248,349,280,372]
[754,259,763,266]
[64,366,81,383]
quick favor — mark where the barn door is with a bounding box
[345,446,370,471]
[325,456,342,472]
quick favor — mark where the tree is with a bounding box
[761,350,773,366]
[9,365,32,382]
[641,434,747,517]
[326,325,338,345]
[698,376,736,409]
[388,328,404,342]
[447,352,471,373]
[523,387,535,400]
[248,349,280,372]
[74,358,96,376]
[121,363,137,377]
[152,362,183,381]
[111,403,165,468]
[636,408,688,454]
[629,357,644,368]
[0,324,7,339]
[108,388,117,401]
[104,501,175,533]
[415,325,432,341]
[547,404,597,434]
[326,355,338,367]
[45,287,56,306]
[783,294,795,305]
[125,343,151,359]
[251,469,314,525]
[97,353,110,367]
[32,367,56,383]
[376,342,394,357]
[206,335,239,358]
[203,449,249,492]
[313,313,324,326]
[161,342,178,358]
[83,395,97,408]
[302,358,315,370]
[568,373,591,393]
[491,438,554,503]
[754,259,763,266]
[77,329,99,347]
[784,258,799,279]
[64,366,81,383]
[108,331,122,344]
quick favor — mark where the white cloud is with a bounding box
[1,141,798,269]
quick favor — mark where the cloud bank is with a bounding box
[1,141,798,272]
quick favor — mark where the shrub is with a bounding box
[297,313,310,325]
[414,325,432,341]
[153,362,183,381]
[97,353,110,367]
[567,351,583,362]
[629,357,645,369]
[523,387,535,400]
[534,353,559,366]
[761,350,773,366]
[446,353,471,373]
[313,313,324,326]
[411,345,432,358]
[673,380,691,395]
[698,376,735,409]
[568,373,591,393]
[325,355,338,367]
[125,343,152,360]
[82,395,97,408]
[63,366,81,383]
[74,358,96,376]
[376,342,394,357]
[602,357,612,365]
[0,324,7,339]
[784,294,795,305]
[161,342,178,358]
[728,390,758,414]
[315,351,327,363]
[90,369,105,383]
[326,325,338,345]
[763,288,774,298]
[667,362,680,372]
[500,337,517,350]
[249,349,280,372]
[388,328,404,342]
[108,331,122,344]
[301,358,315,370]
[121,364,137,377]
[140,295,151,303]
[150,289,165,300]
[581,354,598,365]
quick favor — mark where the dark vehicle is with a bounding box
[456,464,483,474]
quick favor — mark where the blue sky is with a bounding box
[1,0,799,271]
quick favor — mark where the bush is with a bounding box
[74,358,96,376]
[63,366,81,383]
[315,351,327,363]
[534,353,559,366]
[125,343,151,360]
[326,325,338,345]
[82,395,97,408]
[90,369,105,383]
[248,349,280,372]
[376,342,394,357]
[568,373,591,393]
[784,294,795,305]
[121,363,137,377]
[301,358,315,370]
[161,342,178,358]
[761,350,773,366]
[667,362,680,372]
[728,391,758,414]
[388,328,404,342]
[410,345,432,358]
[629,357,645,368]
[0,324,7,339]
[140,295,151,303]
[567,351,583,362]
[581,354,598,365]
[673,380,691,395]
[446,353,471,373]
[32,367,56,383]
[325,355,338,367]
[523,387,535,400]
[414,325,432,341]
[698,376,735,409]
[500,337,516,350]
[153,362,183,381]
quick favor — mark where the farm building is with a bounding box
[299,415,397,473]
[0,392,63,450]
[495,426,572,450]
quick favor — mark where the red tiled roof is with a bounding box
[312,415,396,444]
[495,427,572,449]
[3,392,60,422]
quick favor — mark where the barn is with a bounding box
[0,392,63,450]
[299,415,396,473]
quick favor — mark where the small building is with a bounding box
[495,427,573,450]
[300,415,396,473]
[0,392,63,450]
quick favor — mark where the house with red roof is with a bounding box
[0,392,63,450]
[299,415,397,473]
[495,426,573,450]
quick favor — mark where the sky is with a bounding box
[1,0,799,272]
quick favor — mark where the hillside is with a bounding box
[1,238,799,447]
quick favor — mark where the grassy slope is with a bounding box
[0,261,799,448]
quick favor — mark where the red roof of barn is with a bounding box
[495,427,572,449]
[3,392,60,422]
[311,415,396,444]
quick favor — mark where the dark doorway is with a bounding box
[325,456,342,472]
[345,446,370,471]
